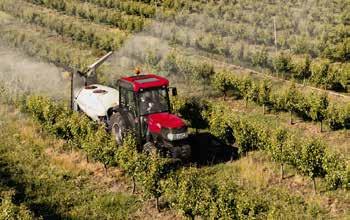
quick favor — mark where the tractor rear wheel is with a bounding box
[109,112,127,145]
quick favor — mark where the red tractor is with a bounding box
[73,53,191,160]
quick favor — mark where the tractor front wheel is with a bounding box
[143,142,157,156]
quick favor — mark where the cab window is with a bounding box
[120,87,136,114]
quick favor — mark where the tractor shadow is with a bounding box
[188,132,238,166]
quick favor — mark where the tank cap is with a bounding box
[93,89,108,94]
[85,85,97,89]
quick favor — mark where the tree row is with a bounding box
[80,0,157,18]
[172,97,349,192]
[211,70,350,131]
[0,0,129,51]
[16,93,349,218]
[0,16,100,73]
[25,0,146,32]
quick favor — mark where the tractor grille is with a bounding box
[169,126,187,134]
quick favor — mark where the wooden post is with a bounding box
[70,71,74,110]
[273,17,278,55]
[273,17,278,78]
[132,176,136,194]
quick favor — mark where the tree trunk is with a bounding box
[132,176,136,194]
[289,111,293,125]
[86,155,89,163]
[262,104,265,114]
[320,120,323,133]
[245,99,248,108]
[156,197,160,212]
[104,164,108,176]
[313,178,317,194]
[280,163,284,181]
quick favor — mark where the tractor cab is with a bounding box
[111,73,191,159]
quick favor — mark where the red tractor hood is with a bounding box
[147,112,186,133]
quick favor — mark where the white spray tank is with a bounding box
[71,52,120,122]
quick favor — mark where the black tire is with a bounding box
[143,142,157,156]
[109,112,127,145]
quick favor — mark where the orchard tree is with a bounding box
[26,95,48,124]
[212,71,231,99]
[273,52,292,76]
[238,77,253,107]
[251,47,269,68]
[309,93,329,132]
[209,179,238,219]
[191,61,215,91]
[270,128,290,180]
[284,84,301,125]
[298,138,326,193]
[171,167,212,219]
[291,55,311,80]
[116,134,148,193]
[139,154,174,212]
[175,97,209,132]
[233,119,266,155]
[326,103,346,130]
[83,126,118,175]
[67,112,97,149]
[207,103,237,145]
[257,80,272,114]
[322,151,347,190]
[310,59,330,88]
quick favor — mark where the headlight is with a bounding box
[167,132,188,141]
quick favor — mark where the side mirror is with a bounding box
[171,87,177,96]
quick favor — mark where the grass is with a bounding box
[204,151,350,219]
[0,105,140,219]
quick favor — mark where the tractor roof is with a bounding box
[120,74,169,92]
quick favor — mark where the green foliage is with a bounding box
[0,14,98,72]
[236,190,269,219]
[269,128,289,164]
[171,97,209,131]
[326,103,350,130]
[257,79,271,112]
[309,93,329,131]
[251,47,270,68]
[297,138,326,191]
[322,152,347,190]
[284,83,302,115]
[83,126,118,173]
[210,70,349,130]
[139,154,174,210]
[0,191,35,220]
[238,77,254,105]
[291,55,311,80]
[310,59,330,87]
[273,52,293,74]
[0,121,138,219]
[211,70,232,97]
[0,0,128,51]
[27,0,146,32]
[208,179,238,220]
[234,119,268,155]
[65,112,97,148]
[81,0,157,18]
[116,134,148,192]
[169,167,213,219]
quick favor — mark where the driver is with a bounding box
[140,91,155,114]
